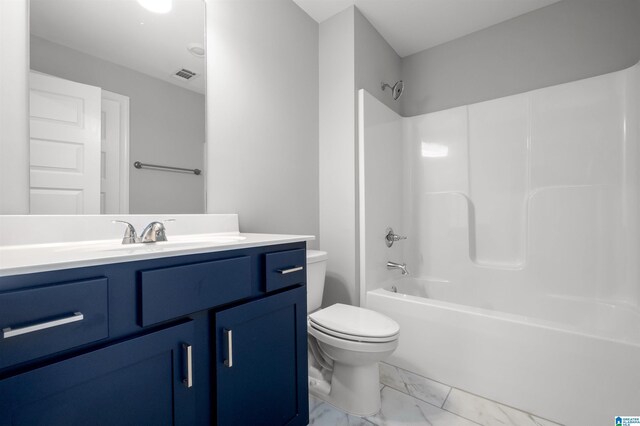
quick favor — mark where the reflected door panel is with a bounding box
[29,72,101,214]
[101,90,129,214]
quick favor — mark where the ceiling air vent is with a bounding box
[173,68,198,82]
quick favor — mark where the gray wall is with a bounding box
[0,0,30,214]
[355,8,402,115]
[319,6,357,306]
[206,0,319,244]
[401,0,640,116]
[30,36,205,214]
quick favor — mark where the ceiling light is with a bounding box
[137,0,172,14]
[187,43,205,58]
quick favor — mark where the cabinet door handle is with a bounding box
[2,312,84,339]
[224,329,233,368]
[277,266,303,275]
[182,344,193,388]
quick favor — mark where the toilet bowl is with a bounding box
[306,250,400,416]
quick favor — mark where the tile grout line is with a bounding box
[441,386,453,408]
[384,362,452,390]
[437,388,485,426]
[364,417,377,425]
[441,406,485,426]
[381,366,453,410]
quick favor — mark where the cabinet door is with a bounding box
[215,286,308,426]
[0,321,196,426]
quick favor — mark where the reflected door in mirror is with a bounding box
[29,72,101,214]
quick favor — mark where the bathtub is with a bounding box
[366,278,640,425]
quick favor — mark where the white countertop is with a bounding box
[0,232,314,277]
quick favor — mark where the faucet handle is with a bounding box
[385,227,407,247]
[140,221,169,243]
[112,220,138,244]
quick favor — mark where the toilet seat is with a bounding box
[308,323,399,353]
[309,321,398,343]
[308,303,400,343]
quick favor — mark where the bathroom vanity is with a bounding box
[0,223,310,425]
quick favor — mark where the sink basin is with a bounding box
[98,235,248,253]
[53,234,248,254]
[96,241,205,253]
[169,235,247,244]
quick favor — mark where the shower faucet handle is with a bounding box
[385,227,407,247]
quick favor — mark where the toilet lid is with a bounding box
[309,320,398,343]
[308,303,400,340]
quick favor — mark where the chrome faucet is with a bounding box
[387,261,408,275]
[113,219,174,244]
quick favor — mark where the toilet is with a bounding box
[306,250,399,416]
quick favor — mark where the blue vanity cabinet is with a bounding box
[0,320,196,426]
[0,241,309,426]
[215,285,308,426]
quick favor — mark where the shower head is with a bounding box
[381,80,404,100]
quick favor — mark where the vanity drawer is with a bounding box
[264,249,306,292]
[139,256,252,326]
[0,277,109,370]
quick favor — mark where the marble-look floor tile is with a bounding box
[309,394,323,412]
[443,388,563,426]
[379,363,451,407]
[366,386,478,426]
[309,395,375,426]
[530,416,564,426]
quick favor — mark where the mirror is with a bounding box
[27,0,206,214]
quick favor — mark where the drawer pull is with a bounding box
[182,343,193,388]
[224,329,233,368]
[277,266,303,275]
[2,312,84,339]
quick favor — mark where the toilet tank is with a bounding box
[306,250,327,313]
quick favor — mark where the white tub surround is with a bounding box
[357,90,404,303]
[0,214,313,277]
[358,61,640,425]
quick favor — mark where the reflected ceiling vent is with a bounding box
[172,68,198,82]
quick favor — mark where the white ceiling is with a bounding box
[30,0,206,94]
[293,0,561,57]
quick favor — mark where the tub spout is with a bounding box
[387,261,408,275]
